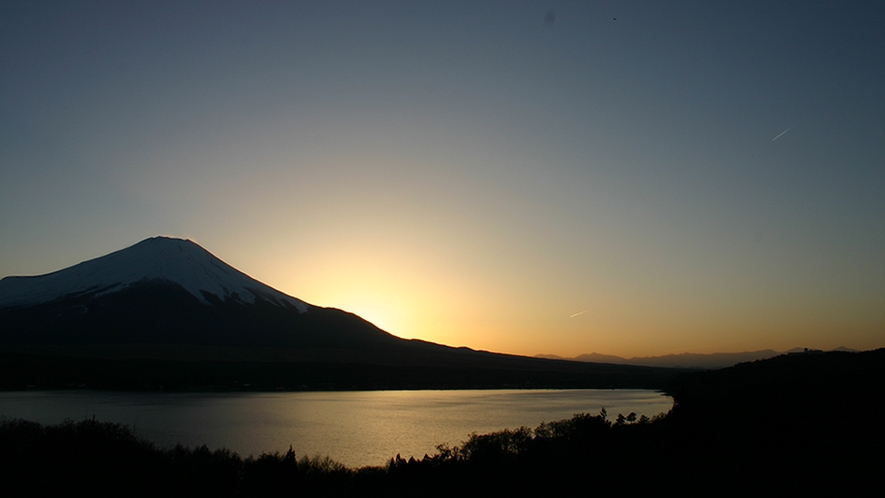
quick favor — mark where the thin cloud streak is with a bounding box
[570,309,589,318]
[772,128,791,141]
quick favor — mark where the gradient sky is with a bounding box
[2,1,883,358]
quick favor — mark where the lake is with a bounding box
[0,389,672,468]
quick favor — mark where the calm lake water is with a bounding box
[0,389,672,468]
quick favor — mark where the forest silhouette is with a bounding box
[1,349,882,496]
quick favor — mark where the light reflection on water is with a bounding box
[0,389,672,468]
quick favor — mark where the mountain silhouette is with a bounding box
[0,236,683,390]
[0,236,401,352]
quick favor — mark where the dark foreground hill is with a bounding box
[2,349,882,496]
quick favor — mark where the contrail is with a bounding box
[569,309,589,318]
[772,127,791,141]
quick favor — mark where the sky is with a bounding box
[1,1,883,358]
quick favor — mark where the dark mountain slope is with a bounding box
[0,280,397,350]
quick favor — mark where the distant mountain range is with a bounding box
[0,236,682,390]
[536,347,859,369]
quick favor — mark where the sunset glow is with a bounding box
[1,1,882,358]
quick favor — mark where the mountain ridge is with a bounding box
[535,347,859,369]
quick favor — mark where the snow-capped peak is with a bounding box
[0,236,309,312]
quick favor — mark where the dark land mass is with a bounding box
[2,349,882,496]
[0,348,681,391]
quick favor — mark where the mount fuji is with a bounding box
[0,236,680,390]
[0,236,308,311]
[0,236,401,353]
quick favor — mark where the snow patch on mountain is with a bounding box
[0,236,309,312]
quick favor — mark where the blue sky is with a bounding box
[2,1,883,357]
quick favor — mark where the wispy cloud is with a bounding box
[569,309,589,318]
[772,127,791,141]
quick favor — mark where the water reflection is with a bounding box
[0,389,672,467]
